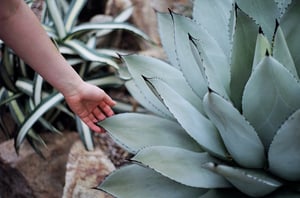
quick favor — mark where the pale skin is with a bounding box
[0,0,116,133]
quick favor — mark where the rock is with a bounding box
[0,159,35,198]
[62,140,115,198]
[0,131,79,198]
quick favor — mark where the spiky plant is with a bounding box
[96,0,300,197]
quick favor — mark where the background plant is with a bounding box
[0,0,150,153]
[97,0,300,197]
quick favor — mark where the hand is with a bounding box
[63,82,116,133]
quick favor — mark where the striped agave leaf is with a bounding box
[64,0,87,32]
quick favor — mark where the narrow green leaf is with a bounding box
[15,92,64,150]
[98,164,208,198]
[64,0,87,32]
[268,109,300,181]
[45,0,66,39]
[203,91,265,168]
[230,8,258,111]
[98,113,203,154]
[75,116,94,151]
[148,78,228,159]
[68,22,151,43]
[33,74,44,106]
[64,39,119,69]
[203,163,282,197]
[243,56,300,148]
[133,146,230,188]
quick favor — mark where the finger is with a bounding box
[82,117,103,133]
[100,104,114,117]
[93,107,106,121]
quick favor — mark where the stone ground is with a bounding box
[0,0,192,197]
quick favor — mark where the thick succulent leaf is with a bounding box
[98,113,202,154]
[230,8,258,111]
[174,12,231,99]
[268,109,300,181]
[171,13,209,98]
[98,164,208,198]
[252,33,271,70]
[132,146,230,188]
[64,0,86,32]
[200,189,250,198]
[235,0,280,41]
[193,0,233,60]
[203,163,282,197]
[280,0,300,75]
[243,56,300,148]
[124,54,203,117]
[190,37,230,100]
[275,0,292,17]
[203,91,265,168]
[273,26,298,79]
[33,74,44,106]
[157,12,178,68]
[148,78,228,159]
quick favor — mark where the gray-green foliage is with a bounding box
[97,0,300,197]
[0,0,149,153]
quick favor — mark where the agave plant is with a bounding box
[97,0,300,197]
[0,0,150,152]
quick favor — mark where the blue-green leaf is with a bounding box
[98,113,202,154]
[230,8,258,111]
[203,91,265,168]
[280,0,300,75]
[243,56,300,148]
[133,146,230,188]
[193,0,233,59]
[157,12,178,68]
[98,164,208,198]
[235,0,280,41]
[268,109,300,181]
[200,189,249,198]
[252,33,271,70]
[273,26,298,79]
[203,163,282,197]
[148,78,228,159]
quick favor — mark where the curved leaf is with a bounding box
[200,189,250,198]
[203,163,282,197]
[157,12,178,68]
[98,113,202,154]
[45,0,66,39]
[243,56,300,148]
[124,54,204,118]
[98,164,208,198]
[193,0,233,59]
[280,0,300,75]
[269,109,300,181]
[203,91,265,168]
[252,32,271,70]
[171,13,208,98]
[132,146,230,188]
[64,0,87,32]
[230,8,258,111]
[235,0,280,41]
[273,26,298,79]
[148,78,228,159]
[15,93,64,151]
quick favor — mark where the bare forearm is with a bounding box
[0,0,83,95]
